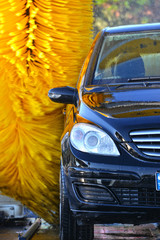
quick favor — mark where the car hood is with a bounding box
[80,86,160,142]
[82,87,160,118]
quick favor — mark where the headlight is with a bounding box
[70,123,120,156]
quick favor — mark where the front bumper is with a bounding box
[72,209,160,225]
[61,140,160,225]
[64,166,160,225]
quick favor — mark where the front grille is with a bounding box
[111,187,160,206]
[130,129,160,157]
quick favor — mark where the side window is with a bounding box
[77,32,101,90]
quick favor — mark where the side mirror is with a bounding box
[48,86,78,106]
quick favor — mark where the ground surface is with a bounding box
[0,219,160,240]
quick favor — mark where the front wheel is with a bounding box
[77,224,94,240]
[60,164,94,240]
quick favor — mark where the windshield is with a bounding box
[93,31,160,85]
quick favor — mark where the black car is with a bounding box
[48,23,160,240]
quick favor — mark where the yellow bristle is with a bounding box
[0,0,93,222]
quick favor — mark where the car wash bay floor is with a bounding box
[1,219,160,240]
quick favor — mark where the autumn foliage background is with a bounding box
[94,0,160,34]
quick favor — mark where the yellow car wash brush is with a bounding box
[0,0,93,223]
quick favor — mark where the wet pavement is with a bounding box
[1,219,160,240]
[94,224,160,239]
[0,219,59,240]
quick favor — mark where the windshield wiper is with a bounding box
[128,76,160,82]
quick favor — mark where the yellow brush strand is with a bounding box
[0,0,93,222]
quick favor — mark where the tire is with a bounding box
[77,224,94,240]
[60,165,76,240]
[60,164,94,240]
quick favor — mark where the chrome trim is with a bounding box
[130,130,160,135]
[137,144,160,149]
[143,152,160,157]
[132,137,160,142]
[130,129,160,158]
